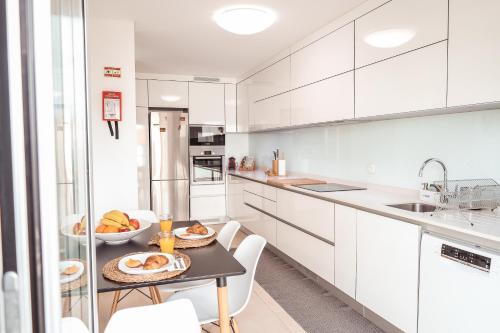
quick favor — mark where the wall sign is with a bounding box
[104,66,121,78]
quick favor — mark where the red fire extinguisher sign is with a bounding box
[102,91,122,121]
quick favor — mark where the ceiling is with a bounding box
[88,0,368,78]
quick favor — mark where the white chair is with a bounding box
[105,299,200,333]
[61,317,89,333]
[158,221,241,294]
[124,209,158,224]
[166,234,267,331]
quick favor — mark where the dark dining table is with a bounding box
[96,220,246,333]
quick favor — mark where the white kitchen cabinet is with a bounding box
[276,189,335,242]
[227,175,247,220]
[250,92,290,131]
[236,80,250,132]
[355,0,448,68]
[355,41,447,118]
[188,82,225,125]
[291,71,354,126]
[250,57,291,102]
[356,211,420,333]
[334,204,357,299]
[242,181,276,202]
[225,84,237,132]
[148,80,188,108]
[448,0,500,106]
[277,221,335,284]
[244,200,277,247]
[190,196,226,220]
[291,23,354,89]
[136,79,148,107]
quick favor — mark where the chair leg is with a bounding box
[110,291,121,316]
[230,318,240,333]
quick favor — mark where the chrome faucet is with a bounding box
[418,158,448,193]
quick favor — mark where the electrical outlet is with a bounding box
[367,163,376,175]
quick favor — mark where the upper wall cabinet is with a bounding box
[291,23,354,89]
[225,84,237,132]
[136,79,148,107]
[355,41,447,118]
[291,72,354,126]
[355,0,448,68]
[250,57,291,102]
[236,79,250,132]
[188,82,225,125]
[148,80,188,108]
[249,92,290,131]
[448,0,500,106]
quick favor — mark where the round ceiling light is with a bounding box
[364,28,416,48]
[213,5,277,35]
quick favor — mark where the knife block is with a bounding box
[272,160,279,175]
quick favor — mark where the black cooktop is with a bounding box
[293,183,366,192]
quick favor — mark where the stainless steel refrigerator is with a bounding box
[150,110,190,220]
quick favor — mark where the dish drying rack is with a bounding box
[432,179,500,210]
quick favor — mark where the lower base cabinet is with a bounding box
[245,206,277,246]
[190,196,226,220]
[276,221,335,284]
[356,211,420,333]
[334,204,357,298]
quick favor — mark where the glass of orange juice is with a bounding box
[158,231,175,254]
[159,213,173,232]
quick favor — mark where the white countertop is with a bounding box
[228,170,500,250]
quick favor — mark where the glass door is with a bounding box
[1,0,96,332]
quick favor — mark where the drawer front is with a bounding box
[190,184,225,197]
[190,196,226,219]
[243,191,277,216]
[277,221,334,284]
[277,189,335,242]
[243,182,277,201]
[245,205,277,247]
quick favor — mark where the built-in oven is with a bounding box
[190,154,224,185]
[189,125,225,146]
[189,146,224,185]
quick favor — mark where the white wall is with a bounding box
[225,133,249,166]
[249,109,500,189]
[87,18,138,218]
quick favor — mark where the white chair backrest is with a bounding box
[105,299,200,333]
[61,317,89,333]
[124,210,158,223]
[228,234,266,316]
[217,220,241,251]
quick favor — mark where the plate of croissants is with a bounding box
[118,253,174,275]
[174,223,215,240]
[60,260,85,284]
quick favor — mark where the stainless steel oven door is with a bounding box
[190,155,225,185]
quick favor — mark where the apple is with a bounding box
[73,222,82,235]
[123,213,130,221]
[119,227,129,233]
[129,219,140,230]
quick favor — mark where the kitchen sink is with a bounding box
[386,203,437,213]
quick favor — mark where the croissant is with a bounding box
[143,255,169,270]
[187,223,208,235]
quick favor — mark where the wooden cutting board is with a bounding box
[266,178,327,187]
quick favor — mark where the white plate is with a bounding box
[174,226,215,240]
[60,260,84,284]
[118,252,174,275]
[95,220,152,245]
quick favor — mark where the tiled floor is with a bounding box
[96,224,306,332]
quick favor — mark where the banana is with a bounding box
[129,225,136,231]
[103,210,129,226]
[101,218,122,228]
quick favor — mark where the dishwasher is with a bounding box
[418,232,500,333]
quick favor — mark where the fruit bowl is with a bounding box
[61,214,88,245]
[95,220,151,245]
